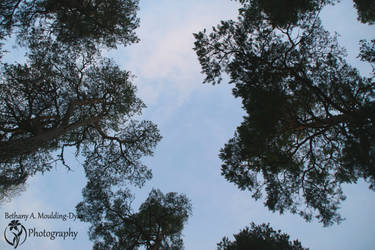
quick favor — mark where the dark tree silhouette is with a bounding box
[233,0,337,27]
[76,180,192,250]
[234,0,374,26]
[0,37,161,194]
[217,222,308,250]
[0,0,139,49]
[0,0,161,205]
[0,3,185,250]
[194,3,375,225]
[0,166,26,204]
[353,0,375,24]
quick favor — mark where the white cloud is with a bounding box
[111,0,240,108]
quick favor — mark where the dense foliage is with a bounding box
[194,2,375,225]
[233,0,374,26]
[0,0,140,49]
[233,0,337,26]
[217,223,308,250]
[353,0,375,24]
[77,182,192,250]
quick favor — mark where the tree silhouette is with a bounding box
[0,2,187,249]
[353,0,375,24]
[77,180,192,250]
[217,222,308,250]
[0,36,161,199]
[0,0,139,49]
[233,0,337,27]
[194,3,375,225]
[0,0,158,195]
[0,166,26,204]
[234,0,374,26]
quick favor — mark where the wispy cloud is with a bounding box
[110,0,240,109]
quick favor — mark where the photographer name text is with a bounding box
[4,211,77,221]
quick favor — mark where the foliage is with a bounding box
[76,181,192,250]
[0,0,140,49]
[234,0,375,26]
[0,1,157,200]
[353,0,375,24]
[0,2,187,249]
[233,0,337,27]
[194,3,375,225]
[0,166,26,204]
[0,37,161,194]
[217,222,308,250]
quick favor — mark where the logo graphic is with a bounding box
[4,220,27,248]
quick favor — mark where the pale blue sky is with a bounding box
[1,0,375,249]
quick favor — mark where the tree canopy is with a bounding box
[76,182,192,250]
[217,222,308,250]
[233,0,337,27]
[194,2,375,225]
[0,37,161,190]
[233,0,375,26]
[0,0,140,49]
[0,3,192,249]
[0,0,157,195]
[353,0,375,24]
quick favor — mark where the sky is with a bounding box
[1,0,375,249]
